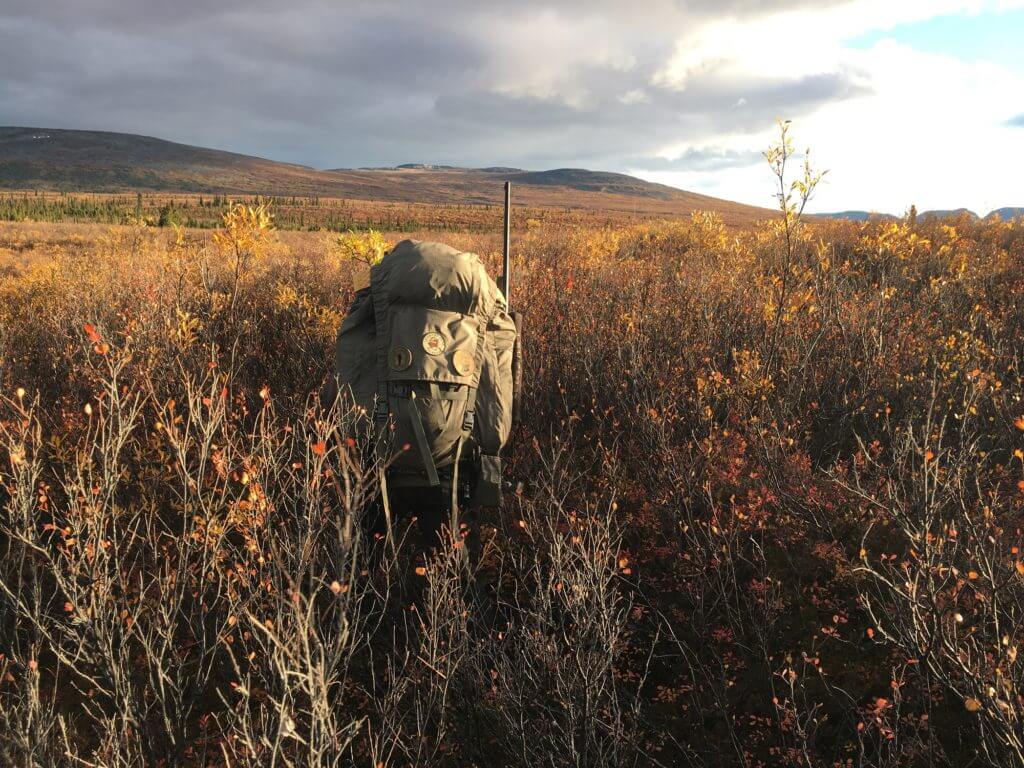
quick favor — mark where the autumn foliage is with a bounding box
[2,196,1024,766]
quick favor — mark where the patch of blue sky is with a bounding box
[847,8,1024,72]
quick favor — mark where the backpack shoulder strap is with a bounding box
[368,262,397,547]
[461,300,497,440]
[465,281,507,508]
[369,263,391,430]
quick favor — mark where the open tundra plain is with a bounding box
[2,203,1024,766]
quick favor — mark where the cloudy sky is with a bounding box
[1,0,1022,214]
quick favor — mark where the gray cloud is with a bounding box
[0,0,869,173]
[629,148,765,172]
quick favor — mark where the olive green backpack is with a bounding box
[331,240,517,512]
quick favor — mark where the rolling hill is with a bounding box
[988,207,1024,221]
[0,127,770,224]
[918,208,980,221]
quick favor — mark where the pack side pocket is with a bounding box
[470,454,502,507]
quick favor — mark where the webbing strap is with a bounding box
[406,393,440,487]
[427,383,447,441]
[450,436,464,546]
[379,465,394,550]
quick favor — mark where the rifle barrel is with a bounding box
[503,181,511,306]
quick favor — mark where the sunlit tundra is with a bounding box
[3,0,1024,764]
[3,159,1024,763]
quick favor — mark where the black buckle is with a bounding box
[462,410,475,433]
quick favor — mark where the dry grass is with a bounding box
[1,204,1024,767]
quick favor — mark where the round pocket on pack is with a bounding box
[389,346,413,371]
[422,332,447,355]
[452,349,475,376]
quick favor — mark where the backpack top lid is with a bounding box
[372,239,493,316]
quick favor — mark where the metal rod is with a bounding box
[502,181,511,307]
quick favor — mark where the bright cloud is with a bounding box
[638,0,1024,213]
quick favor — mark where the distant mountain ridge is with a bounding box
[819,207,1023,222]
[0,126,771,224]
[815,211,898,222]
